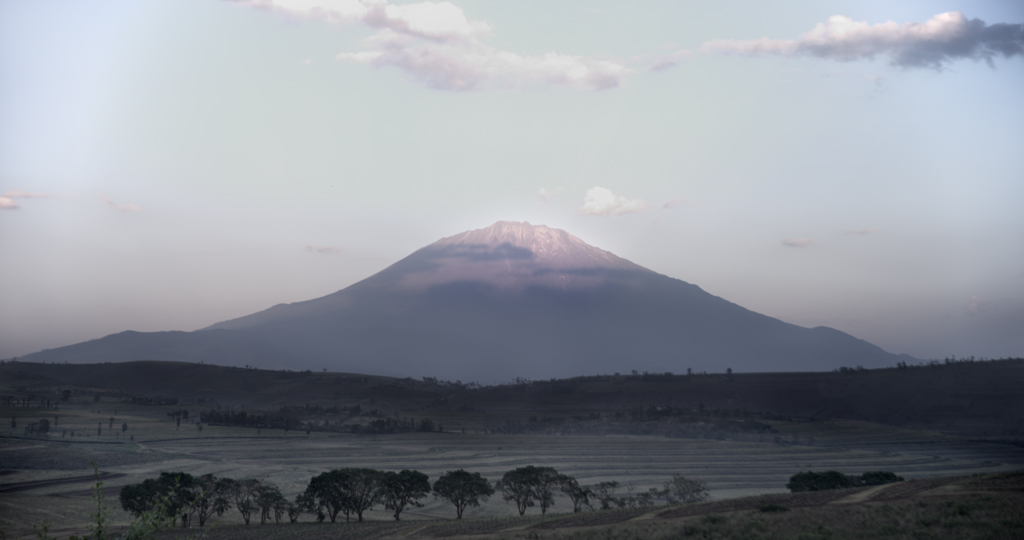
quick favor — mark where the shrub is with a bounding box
[759,503,790,512]
[786,471,855,492]
[860,471,904,486]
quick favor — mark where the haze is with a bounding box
[1,0,1023,363]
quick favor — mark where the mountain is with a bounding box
[21,221,910,381]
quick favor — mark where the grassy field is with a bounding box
[1,360,1022,538]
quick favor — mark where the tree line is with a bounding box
[786,470,904,492]
[119,467,710,527]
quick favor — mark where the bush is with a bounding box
[759,503,790,512]
[786,471,855,492]
[860,471,904,486]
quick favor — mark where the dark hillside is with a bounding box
[2,358,1021,437]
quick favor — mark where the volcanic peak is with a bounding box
[426,221,643,272]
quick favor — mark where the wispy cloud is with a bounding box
[662,196,690,209]
[844,227,878,235]
[651,49,693,71]
[0,190,54,210]
[580,186,649,216]
[536,186,566,203]
[967,295,987,316]
[100,195,140,212]
[233,0,629,91]
[699,12,1024,69]
[3,190,52,199]
[782,238,812,247]
[305,245,342,254]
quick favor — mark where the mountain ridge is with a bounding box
[22,221,911,380]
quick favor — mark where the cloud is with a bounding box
[536,186,566,202]
[337,30,628,91]
[844,227,878,235]
[2,190,52,199]
[232,0,629,90]
[700,12,1024,69]
[0,190,54,210]
[782,238,812,247]
[580,186,649,216]
[662,197,690,209]
[100,195,140,212]
[306,245,342,254]
[651,49,693,71]
[967,295,987,316]
[236,0,491,42]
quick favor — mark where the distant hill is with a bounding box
[21,221,912,380]
[3,359,1023,437]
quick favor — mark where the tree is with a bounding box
[496,467,536,516]
[304,470,350,523]
[433,470,493,519]
[256,484,285,524]
[342,468,384,522]
[558,474,592,513]
[224,478,262,524]
[122,423,128,433]
[663,475,709,504]
[119,472,196,527]
[287,495,304,523]
[188,474,232,527]
[532,467,560,514]
[593,481,622,510]
[62,389,72,402]
[786,471,855,493]
[381,470,431,521]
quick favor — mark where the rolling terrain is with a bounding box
[1,359,1023,538]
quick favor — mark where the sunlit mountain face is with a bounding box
[25,222,910,382]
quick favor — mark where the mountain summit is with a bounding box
[23,221,909,380]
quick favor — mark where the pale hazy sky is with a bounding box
[2,0,1023,362]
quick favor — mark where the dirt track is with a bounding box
[0,471,124,493]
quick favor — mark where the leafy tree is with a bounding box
[786,471,855,492]
[381,470,431,521]
[496,466,561,515]
[341,468,384,522]
[256,484,285,524]
[496,467,536,516]
[558,474,592,513]
[532,467,560,514]
[188,474,232,527]
[594,481,622,510]
[663,475,710,504]
[119,472,195,527]
[287,500,302,523]
[304,470,351,523]
[224,478,262,524]
[433,470,493,519]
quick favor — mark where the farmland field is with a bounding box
[1,360,1023,538]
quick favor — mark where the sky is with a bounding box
[1,0,1023,363]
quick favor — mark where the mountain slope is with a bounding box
[22,221,909,380]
